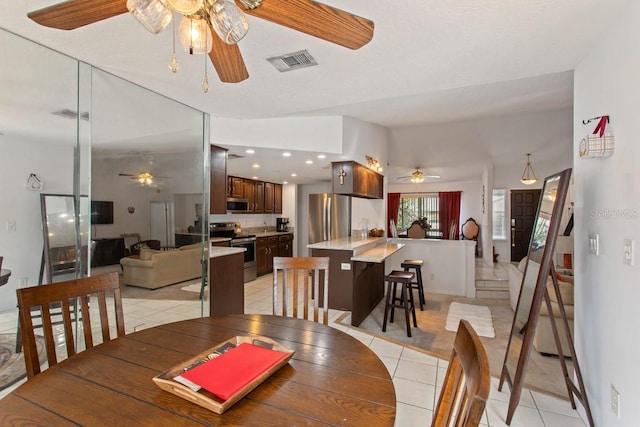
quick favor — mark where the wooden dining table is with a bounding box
[0,314,396,426]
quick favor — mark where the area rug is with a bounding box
[0,333,46,391]
[445,302,495,338]
[339,292,574,400]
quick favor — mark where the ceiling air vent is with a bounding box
[52,108,90,121]
[267,50,317,73]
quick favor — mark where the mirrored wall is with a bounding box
[0,27,209,314]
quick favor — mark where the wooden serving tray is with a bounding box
[153,335,295,414]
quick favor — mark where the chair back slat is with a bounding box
[432,319,490,427]
[16,272,125,379]
[273,257,330,325]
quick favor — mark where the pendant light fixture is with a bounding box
[166,0,202,15]
[520,153,537,185]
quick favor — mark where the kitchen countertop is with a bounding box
[209,246,245,258]
[248,231,293,238]
[307,236,385,254]
[210,237,232,243]
[351,243,405,263]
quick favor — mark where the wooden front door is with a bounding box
[510,189,541,262]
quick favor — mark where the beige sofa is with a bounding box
[120,243,206,289]
[507,257,574,356]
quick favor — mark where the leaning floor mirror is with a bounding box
[498,168,593,426]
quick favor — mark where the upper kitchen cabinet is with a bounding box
[210,145,228,214]
[228,176,243,199]
[274,184,282,214]
[332,161,383,199]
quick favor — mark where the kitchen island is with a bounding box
[308,237,405,326]
[209,245,245,315]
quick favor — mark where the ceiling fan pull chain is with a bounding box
[169,15,180,73]
[203,53,210,93]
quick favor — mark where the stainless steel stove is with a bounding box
[210,222,257,283]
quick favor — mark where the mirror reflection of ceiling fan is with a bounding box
[119,171,169,186]
[397,167,440,183]
[27,0,375,84]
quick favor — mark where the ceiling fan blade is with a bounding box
[238,0,374,50]
[118,173,136,177]
[28,0,128,30]
[208,26,249,83]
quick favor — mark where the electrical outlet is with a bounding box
[19,277,28,288]
[430,273,435,280]
[611,385,621,418]
[340,263,351,271]
[6,221,16,232]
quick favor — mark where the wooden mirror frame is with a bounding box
[498,168,572,423]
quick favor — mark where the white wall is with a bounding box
[574,3,640,425]
[0,139,74,311]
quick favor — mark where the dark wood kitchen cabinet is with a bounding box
[242,179,256,212]
[278,233,293,257]
[227,176,243,198]
[254,181,265,213]
[210,145,227,214]
[256,236,279,276]
[274,183,282,213]
[331,161,383,199]
[264,182,275,213]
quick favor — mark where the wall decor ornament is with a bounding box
[26,173,43,191]
[579,115,614,159]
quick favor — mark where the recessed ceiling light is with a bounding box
[291,173,297,177]
[282,152,292,157]
[305,160,313,164]
[252,163,260,168]
[317,154,326,159]
[252,176,258,180]
[283,181,288,184]
[245,149,255,154]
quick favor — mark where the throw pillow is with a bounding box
[546,280,574,305]
[140,249,153,260]
[517,257,528,272]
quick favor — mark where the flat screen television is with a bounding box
[91,200,114,225]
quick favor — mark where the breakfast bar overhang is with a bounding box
[308,237,405,326]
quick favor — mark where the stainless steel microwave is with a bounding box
[226,198,250,212]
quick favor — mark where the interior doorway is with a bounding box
[150,201,175,248]
[510,189,541,262]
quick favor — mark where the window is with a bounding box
[397,193,439,232]
[492,189,507,239]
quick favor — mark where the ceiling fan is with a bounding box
[119,171,169,186]
[397,167,440,183]
[27,0,375,84]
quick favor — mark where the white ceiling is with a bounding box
[0,0,633,183]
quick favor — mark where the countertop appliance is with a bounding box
[210,222,257,283]
[276,217,289,232]
[308,194,351,245]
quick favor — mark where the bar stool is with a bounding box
[382,270,417,337]
[402,259,425,310]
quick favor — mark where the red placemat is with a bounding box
[181,343,289,401]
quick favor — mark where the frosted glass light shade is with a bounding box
[179,16,213,54]
[208,0,249,44]
[127,0,173,34]
[166,0,203,15]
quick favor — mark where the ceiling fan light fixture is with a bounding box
[179,16,213,54]
[166,0,203,15]
[520,153,537,185]
[127,0,173,34]
[237,0,262,10]
[207,0,249,44]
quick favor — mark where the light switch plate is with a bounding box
[588,233,599,255]
[623,239,634,265]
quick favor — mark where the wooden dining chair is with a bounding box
[272,257,330,324]
[432,319,490,427]
[16,272,125,379]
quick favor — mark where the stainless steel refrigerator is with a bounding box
[308,194,351,244]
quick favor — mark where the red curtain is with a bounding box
[439,191,461,240]
[387,192,401,237]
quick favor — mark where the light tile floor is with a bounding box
[0,273,587,426]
